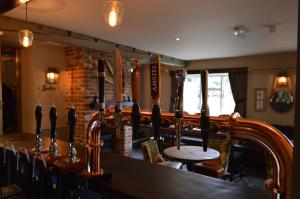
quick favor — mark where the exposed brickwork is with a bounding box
[113,125,133,156]
[64,47,132,144]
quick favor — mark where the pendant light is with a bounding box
[103,0,124,27]
[19,2,34,47]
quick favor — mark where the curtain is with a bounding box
[228,69,248,117]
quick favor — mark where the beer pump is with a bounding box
[174,69,186,150]
[200,70,210,152]
[34,104,43,153]
[49,105,59,157]
[83,59,105,176]
[66,108,80,163]
[114,48,123,139]
[131,60,141,139]
[150,55,161,146]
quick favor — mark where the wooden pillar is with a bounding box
[131,60,141,139]
[113,48,132,155]
[150,55,161,146]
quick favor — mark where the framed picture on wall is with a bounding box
[255,88,267,112]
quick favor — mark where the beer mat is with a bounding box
[0,184,23,198]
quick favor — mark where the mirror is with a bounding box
[270,90,294,112]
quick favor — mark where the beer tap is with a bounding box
[49,105,59,157]
[174,69,186,150]
[83,59,105,176]
[200,70,210,152]
[34,104,43,154]
[114,48,123,139]
[2,142,16,164]
[15,148,30,174]
[65,108,80,163]
[150,55,161,147]
[131,60,141,139]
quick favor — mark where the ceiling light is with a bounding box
[103,0,124,27]
[233,26,248,38]
[175,37,180,41]
[19,2,34,47]
[19,0,30,4]
[267,25,277,33]
[0,31,3,36]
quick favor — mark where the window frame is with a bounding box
[184,68,247,116]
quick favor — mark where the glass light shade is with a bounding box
[19,0,30,3]
[275,72,289,87]
[19,29,34,47]
[103,0,124,27]
[46,68,59,84]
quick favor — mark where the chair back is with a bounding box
[160,128,176,149]
[208,139,231,172]
[141,139,165,163]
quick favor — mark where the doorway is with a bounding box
[1,42,21,134]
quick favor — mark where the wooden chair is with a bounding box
[160,128,176,149]
[192,138,231,178]
[141,139,182,169]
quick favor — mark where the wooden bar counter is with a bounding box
[0,133,271,199]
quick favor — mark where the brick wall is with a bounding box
[65,47,132,144]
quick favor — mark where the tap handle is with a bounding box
[68,108,76,143]
[50,105,57,139]
[35,104,42,135]
[98,59,105,110]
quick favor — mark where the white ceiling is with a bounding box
[4,0,298,60]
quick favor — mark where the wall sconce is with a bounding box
[274,72,289,87]
[42,67,59,91]
[270,71,294,112]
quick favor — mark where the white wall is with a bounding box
[187,52,297,126]
[21,42,67,134]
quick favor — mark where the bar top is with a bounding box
[0,133,271,199]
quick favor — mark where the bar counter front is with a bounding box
[0,133,271,199]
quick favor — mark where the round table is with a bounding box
[163,146,220,171]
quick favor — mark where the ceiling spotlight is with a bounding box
[267,25,277,33]
[175,37,180,41]
[233,26,248,38]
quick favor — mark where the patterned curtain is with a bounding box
[228,69,248,117]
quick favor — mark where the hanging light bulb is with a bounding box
[19,29,34,47]
[103,0,124,27]
[19,2,34,47]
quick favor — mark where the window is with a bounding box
[183,73,235,116]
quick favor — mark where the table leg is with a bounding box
[187,162,193,172]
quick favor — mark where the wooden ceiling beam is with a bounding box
[0,16,186,67]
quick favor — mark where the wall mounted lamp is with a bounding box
[274,72,289,87]
[42,67,59,91]
[270,71,294,112]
